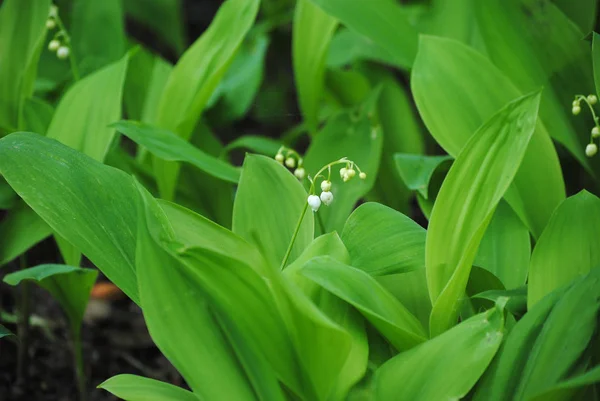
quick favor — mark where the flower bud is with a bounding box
[48,39,60,52]
[573,100,579,107]
[285,157,296,168]
[46,19,56,29]
[588,95,598,105]
[275,153,284,163]
[340,167,348,180]
[294,167,305,179]
[359,172,367,180]
[57,46,70,60]
[586,143,598,157]
[320,191,333,206]
[346,169,356,179]
[593,127,600,138]
[307,195,321,212]
[321,180,331,192]
[572,105,581,115]
[49,5,58,18]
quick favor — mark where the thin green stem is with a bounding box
[280,202,309,270]
[16,255,30,382]
[54,14,80,81]
[72,327,86,401]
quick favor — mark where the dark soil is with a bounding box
[0,254,184,401]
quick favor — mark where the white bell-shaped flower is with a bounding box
[321,180,331,192]
[586,143,598,157]
[294,167,305,179]
[307,195,321,212]
[592,126,600,138]
[57,46,70,60]
[320,191,333,206]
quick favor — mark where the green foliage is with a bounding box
[2,1,600,399]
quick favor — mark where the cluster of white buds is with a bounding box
[275,146,305,179]
[573,94,600,157]
[46,4,71,61]
[305,158,366,212]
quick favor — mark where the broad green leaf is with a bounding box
[412,36,565,238]
[123,0,186,55]
[71,0,126,77]
[475,0,592,170]
[233,154,314,270]
[377,269,431,330]
[528,190,600,308]
[3,264,97,332]
[0,132,140,303]
[23,97,54,134]
[327,28,397,67]
[304,91,383,233]
[135,188,266,400]
[474,268,600,401]
[0,324,15,341]
[0,201,51,266]
[307,0,418,69]
[47,52,129,161]
[136,186,291,399]
[208,32,269,124]
[99,374,197,401]
[223,135,281,158]
[529,365,600,401]
[472,287,527,319]
[325,69,371,109]
[394,154,452,199]
[426,92,541,336]
[302,256,427,351]
[0,0,49,132]
[293,0,337,132]
[474,200,531,290]
[112,120,240,183]
[154,0,259,200]
[373,304,504,401]
[359,65,424,212]
[341,202,426,276]
[283,233,365,401]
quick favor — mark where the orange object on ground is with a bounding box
[91,282,124,300]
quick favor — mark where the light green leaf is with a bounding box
[0,201,51,266]
[341,202,425,276]
[304,91,383,233]
[154,0,259,200]
[233,154,314,270]
[0,0,49,132]
[136,186,290,400]
[373,304,504,401]
[0,132,140,303]
[528,190,600,308]
[293,0,337,132]
[327,28,397,67]
[47,51,129,161]
[426,92,541,336]
[0,177,17,209]
[302,256,427,351]
[99,374,197,401]
[71,0,126,77]
[593,33,600,105]
[394,154,452,199]
[3,264,97,331]
[307,0,418,69]
[135,188,265,400]
[473,268,600,401]
[412,36,565,238]
[474,200,531,290]
[112,120,240,184]
[474,0,592,170]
